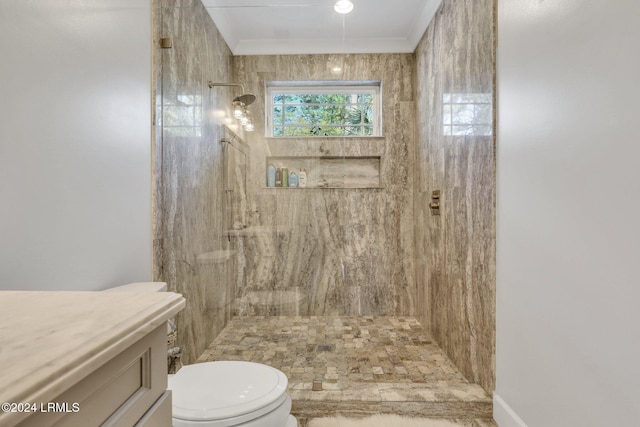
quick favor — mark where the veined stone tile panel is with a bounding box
[232,53,416,316]
[297,419,497,427]
[153,0,237,365]
[414,0,496,392]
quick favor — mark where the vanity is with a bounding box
[0,290,185,427]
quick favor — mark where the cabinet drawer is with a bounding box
[135,391,172,427]
[19,324,167,427]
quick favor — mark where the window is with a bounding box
[442,93,492,136]
[266,81,381,137]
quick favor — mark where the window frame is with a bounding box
[265,80,382,138]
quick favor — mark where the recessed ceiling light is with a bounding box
[334,0,354,14]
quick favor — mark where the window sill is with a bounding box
[264,135,386,140]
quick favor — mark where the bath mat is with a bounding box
[308,414,465,427]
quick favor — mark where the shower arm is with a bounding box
[207,80,244,93]
[208,81,256,106]
[208,81,245,93]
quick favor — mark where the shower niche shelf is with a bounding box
[265,156,381,189]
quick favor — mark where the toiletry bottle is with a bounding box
[282,167,289,187]
[267,164,276,187]
[275,167,282,187]
[299,168,307,187]
[289,171,298,187]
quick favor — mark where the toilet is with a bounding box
[168,361,298,427]
[104,283,298,427]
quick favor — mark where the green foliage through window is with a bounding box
[267,84,380,137]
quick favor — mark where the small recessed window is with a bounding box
[442,93,492,136]
[266,81,381,137]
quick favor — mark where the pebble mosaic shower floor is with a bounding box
[197,316,495,426]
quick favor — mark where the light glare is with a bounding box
[334,0,354,14]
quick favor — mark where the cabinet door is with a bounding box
[19,324,168,427]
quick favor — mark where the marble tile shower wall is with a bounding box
[152,0,237,365]
[414,0,496,392]
[153,0,496,389]
[232,54,416,317]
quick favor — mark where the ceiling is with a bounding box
[201,0,443,55]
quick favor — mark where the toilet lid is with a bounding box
[169,361,289,422]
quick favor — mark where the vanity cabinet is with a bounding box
[0,291,185,427]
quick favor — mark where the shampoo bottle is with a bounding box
[282,167,289,187]
[275,167,282,187]
[299,168,307,187]
[266,164,276,187]
[289,171,298,187]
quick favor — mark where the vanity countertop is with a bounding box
[0,290,185,426]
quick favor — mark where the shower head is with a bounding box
[234,93,256,106]
[208,81,256,131]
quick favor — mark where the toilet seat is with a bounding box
[169,361,290,426]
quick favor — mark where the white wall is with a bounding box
[0,0,152,291]
[496,0,640,426]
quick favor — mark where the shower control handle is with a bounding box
[430,190,441,216]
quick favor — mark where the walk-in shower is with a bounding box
[155,0,496,424]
